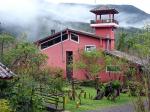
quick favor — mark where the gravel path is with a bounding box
[85,103,134,112]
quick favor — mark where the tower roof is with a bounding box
[90,6,119,15]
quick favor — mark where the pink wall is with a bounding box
[99,71,124,83]
[40,31,122,82]
[94,27,115,50]
[95,27,115,39]
[41,32,101,79]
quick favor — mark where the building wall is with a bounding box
[40,32,123,82]
[41,32,101,79]
[95,27,115,50]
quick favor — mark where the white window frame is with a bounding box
[40,33,69,50]
[106,65,121,73]
[85,45,96,52]
[70,33,79,43]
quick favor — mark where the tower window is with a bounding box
[70,33,79,43]
[85,45,96,52]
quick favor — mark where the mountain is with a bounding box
[0,2,150,41]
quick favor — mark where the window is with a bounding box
[85,45,96,52]
[41,33,68,49]
[106,65,120,73]
[70,33,79,42]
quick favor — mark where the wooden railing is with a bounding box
[35,91,65,112]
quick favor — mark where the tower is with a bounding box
[90,6,119,50]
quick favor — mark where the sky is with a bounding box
[46,0,150,14]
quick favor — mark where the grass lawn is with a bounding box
[65,86,135,112]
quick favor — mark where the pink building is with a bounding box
[35,6,123,82]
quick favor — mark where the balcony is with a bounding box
[90,19,119,24]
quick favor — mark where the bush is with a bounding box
[0,99,12,112]
[80,80,96,87]
[10,75,44,112]
[128,81,144,96]
[112,80,121,90]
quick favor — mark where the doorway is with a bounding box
[66,51,73,81]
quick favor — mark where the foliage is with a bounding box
[48,67,65,93]
[0,99,12,112]
[75,49,105,80]
[127,81,143,96]
[0,33,15,62]
[125,24,150,111]
[111,80,121,90]
[80,80,96,87]
[117,32,128,51]
[3,41,47,71]
[0,80,12,98]
[1,38,51,112]
[10,75,43,112]
[105,54,128,74]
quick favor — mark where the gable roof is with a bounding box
[0,62,14,79]
[35,28,101,44]
[105,50,147,66]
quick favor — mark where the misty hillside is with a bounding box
[0,2,150,41]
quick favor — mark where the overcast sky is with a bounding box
[46,0,150,14]
[0,0,149,14]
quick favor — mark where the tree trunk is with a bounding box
[0,39,4,62]
[71,79,75,101]
[147,79,150,111]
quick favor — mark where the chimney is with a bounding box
[51,29,55,35]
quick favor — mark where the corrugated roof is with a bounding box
[0,62,14,79]
[105,50,147,66]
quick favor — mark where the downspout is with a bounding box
[106,34,110,51]
[61,31,64,63]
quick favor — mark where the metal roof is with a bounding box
[105,50,147,66]
[35,28,101,44]
[0,62,14,79]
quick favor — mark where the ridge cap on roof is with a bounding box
[68,28,95,35]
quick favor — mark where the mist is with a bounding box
[0,0,149,41]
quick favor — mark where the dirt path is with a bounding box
[85,103,134,112]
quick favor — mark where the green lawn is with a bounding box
[65,86,135,112]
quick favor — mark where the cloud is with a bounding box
[0,0,149,40]
[0,0,39,25]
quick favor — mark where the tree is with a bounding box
[3,40,47,73]
[75,49,106,91]
[0,33,15,62]
[2,38,49,112]
[117,32,128,52]
[125,24,150,111]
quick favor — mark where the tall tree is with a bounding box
[0,33,15,62]
[117,32,128,51]
[74,49,106,91]
[131,24,150,111]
